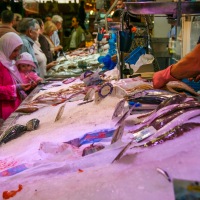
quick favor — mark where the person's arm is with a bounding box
[153,44,200,88]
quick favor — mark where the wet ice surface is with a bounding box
[0,89,200,199]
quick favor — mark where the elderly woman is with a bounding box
[0,32,31,120]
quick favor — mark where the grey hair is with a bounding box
[17,18,39,33]
[52,15,63,23]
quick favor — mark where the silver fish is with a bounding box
[137,122,200,147]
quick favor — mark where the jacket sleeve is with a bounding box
[0,85,17,100]
[171,44,200,79]
[153,43,200,88]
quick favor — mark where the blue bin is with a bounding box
[125,47,146,64]
[182,78,200,92]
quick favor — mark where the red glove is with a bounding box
[153,65,178,89]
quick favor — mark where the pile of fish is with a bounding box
[112,92,200,162]
[0,118,40,145]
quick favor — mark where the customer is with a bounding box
[36,18,53,64]
[69,16,85,50]
[17,18,40,74]
[0,32,31,120]
[153,43,200,89]
[43,20,63,59]
[34,19,58,78]
[0,10,18,37]
[16,52,43,86]
[51,15,63,47]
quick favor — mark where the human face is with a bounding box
[40,22,44,34]
[9,45,22,60]
[71,18,79,28]
[18,64,33,73]
[30,23,40,41]
[116,0,124,9]
[56,22,62,30]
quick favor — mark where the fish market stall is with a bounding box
[0,74,200,200]
[46,48,102,78]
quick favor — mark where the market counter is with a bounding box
[0,77,200,200]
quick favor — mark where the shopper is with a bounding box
[153,43,200,89]
[0,32,31,120]
[69,16,86,50]
[17,18,40,74]
[43,20,63,59]
[0,10,18,37]
[51,15,63,47]
[16,52,43,86]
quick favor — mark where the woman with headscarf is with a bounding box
[0,32,32,120]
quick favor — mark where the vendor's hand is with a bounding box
[20,83,32,91]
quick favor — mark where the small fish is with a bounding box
[15,106,38,113]
[156,94,187,111]
[156,167,171,182]
[112,99,126,120]
[55,103,66,122]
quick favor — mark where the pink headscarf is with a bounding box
[0,32,23,84]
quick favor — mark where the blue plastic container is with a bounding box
[125,47,146,64]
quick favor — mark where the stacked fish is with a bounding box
[129,93,200,146]
[112,93,200,162]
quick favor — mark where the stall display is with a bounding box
[0,70,200,199]
[47,48,102,78]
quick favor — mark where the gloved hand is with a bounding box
[153,65,178,89]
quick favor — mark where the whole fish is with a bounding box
[126,89,174,99]
[131,101,200,133]
[144,109,200,140]
[165,81,199,96]
[129,95,168,105]
[0,124,27,144]
[156,94,187,111]
[137,122,200,147]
